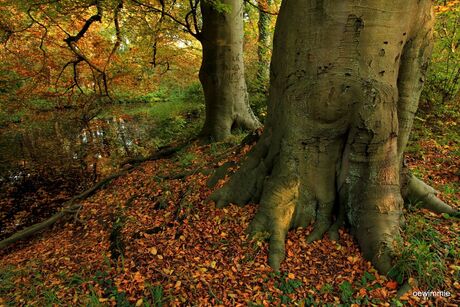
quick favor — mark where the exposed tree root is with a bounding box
[120,142,190,167]
[209,131,276,207]
[0,203,81,250]
[159,132,262,183]
[206,161,236,188]
[210,138,458,274]
[206,128,263,188]
[0,169,130,250]
[0,143,189,250]
[402,172,458,215]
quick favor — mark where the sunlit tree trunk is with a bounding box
[210,0,458,273]
[199,0,260,141]
[256,0,272,90]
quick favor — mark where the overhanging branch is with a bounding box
[130,0,201,38]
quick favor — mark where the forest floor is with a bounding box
[0,125,458,306]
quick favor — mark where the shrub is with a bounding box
[422,2,460,105]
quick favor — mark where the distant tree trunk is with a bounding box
[211,0,458,274]
[199,0,260,141]
[256,0,272,90]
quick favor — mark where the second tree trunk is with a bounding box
[199,0,260,141]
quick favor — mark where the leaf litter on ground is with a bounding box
[0,137,458,306]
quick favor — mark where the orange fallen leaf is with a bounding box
[358,288,367,296]
[386,280,398,290]
[133,272,144,283]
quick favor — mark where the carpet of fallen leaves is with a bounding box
[0,138,459,306]
[406,138,459,205]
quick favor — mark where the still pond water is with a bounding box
[0,109,160,239]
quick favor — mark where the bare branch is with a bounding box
[130,0,199,38]
[26,8,49,67]
[63,1,103,44]
[61,0,112,98]
[191,0,200,36]
[72,58,84,93]
[104,0,124,71]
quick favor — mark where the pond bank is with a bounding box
[0,102,202,240]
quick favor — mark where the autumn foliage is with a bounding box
[0,0,459,306]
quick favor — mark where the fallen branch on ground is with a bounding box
[0,142,189,250]
[120,142,191,167]
[0,168,132,250]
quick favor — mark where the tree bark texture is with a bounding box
[257,0,272,87]
[199,0,260,141]
[210,0,458,274]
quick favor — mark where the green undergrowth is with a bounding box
[103,97,202,123]
[247,270,398,306]
[406,103,459,205]
[389,212,459,289]
[108,82,204,117]
[409,100,459,152]
[0,260,166,306]
[422,2,460,104]
[104,84,205,150]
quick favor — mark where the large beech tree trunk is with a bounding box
[199,0,260,141]
[210,0,458,274]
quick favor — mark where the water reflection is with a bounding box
[0,111,154,238]
[1,114,151,182]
